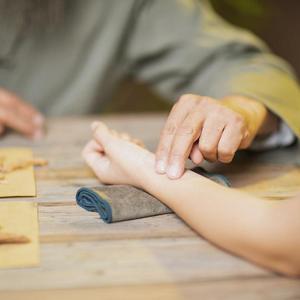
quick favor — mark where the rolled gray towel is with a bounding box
[76,167,230,223]
[76,185,171,223]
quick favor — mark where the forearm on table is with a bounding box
[139,153,300,276]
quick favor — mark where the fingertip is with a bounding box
[91,121,100,131]
[191,155,203,165]
[33,114,45,126]
[155,159,166,174]
[166,163,183,179]
[92,121,109,135]
[190,145,203,165]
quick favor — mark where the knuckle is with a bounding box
[179,93,195,104]
[163,122,177,135]
[199,96,213,107]
[209,110,224,123]
[176,124,195,136]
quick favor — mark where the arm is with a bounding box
[126,0,300,135]
[83,122,300,277]
[143,164,300,277]
[125,0,300,176]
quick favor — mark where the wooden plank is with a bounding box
[178,277,300,300]
[0,284,182,300]
[1,277,299,300]
[0,238,268,291]
[0,115,299,297]
[38,206,195,242]
[0,148,36,197]
[0,202,39,268]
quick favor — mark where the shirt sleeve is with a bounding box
[249,122,296,151]
[124,0,300,139]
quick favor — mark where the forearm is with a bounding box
[87,121,300,275]
[139,153,300,275]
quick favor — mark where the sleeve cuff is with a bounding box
[249,121,296,151]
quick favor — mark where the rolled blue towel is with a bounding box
[76,167,230,223]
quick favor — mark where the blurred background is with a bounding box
[106,0,300,113]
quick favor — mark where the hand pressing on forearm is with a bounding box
[83,122,300,276]
[155,94,277,179]
[0,88,45,139]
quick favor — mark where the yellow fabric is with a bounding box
[0,202,39,268]
[221,96,268,139]
[230,70,300,139]
[0,148,36,198]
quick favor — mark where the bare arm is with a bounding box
[142,167,300,276]
[83,122,300,276]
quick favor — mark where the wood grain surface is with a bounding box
[0,113,299,299]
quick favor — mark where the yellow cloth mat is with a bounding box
[0,201,39,268]
[0,148,36,198]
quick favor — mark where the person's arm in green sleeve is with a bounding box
[124,0,300,178]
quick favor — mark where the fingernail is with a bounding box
[91,121,100,131]
[156,160,166,173]
[34,114,44,126]
[167,163,181,179]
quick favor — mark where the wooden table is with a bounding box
[0,113,300,300]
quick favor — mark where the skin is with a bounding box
[0,0,281,171]
[0,88,45,139]
[82,121,300,277]
[155,94,278,179]
[0,85,276,170]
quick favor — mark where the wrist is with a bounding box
[130,150,157,190]
[221,95,268,138]
[136,153,202,208]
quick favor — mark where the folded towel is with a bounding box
[76,167,230,223]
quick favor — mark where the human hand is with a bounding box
[0,88,45,139]
[155,94,267,179]
[82,122,152,188]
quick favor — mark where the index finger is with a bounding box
[155,96,196,173]
[166,110,203,179]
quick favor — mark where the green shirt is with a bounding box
[0,0,300,137]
